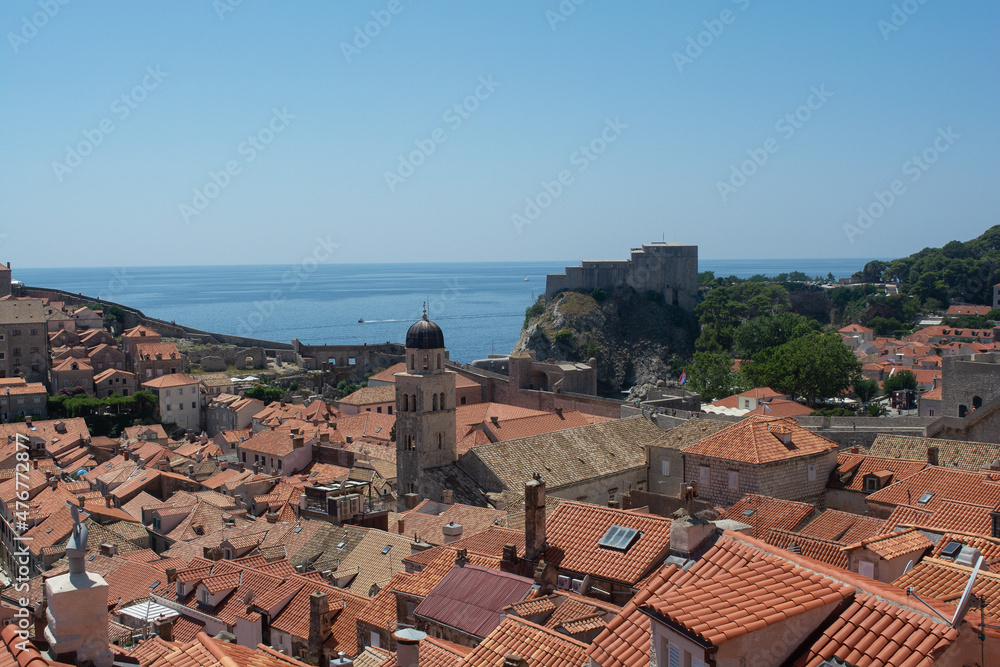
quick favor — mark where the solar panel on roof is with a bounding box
[598,525,641,551]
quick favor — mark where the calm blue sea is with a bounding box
[14,258,872,363]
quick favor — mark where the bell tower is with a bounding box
[395,307,457,509]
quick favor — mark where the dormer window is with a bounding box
[864,476,878,493]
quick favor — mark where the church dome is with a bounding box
[406,313,444,349]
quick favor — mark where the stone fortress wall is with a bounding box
[544,242,699,310]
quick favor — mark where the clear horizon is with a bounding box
[2,2,996,267]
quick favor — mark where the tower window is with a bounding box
[423,354,429,370]
[410,354,415,370]
[437,433,443,449]
[437,353,442,370]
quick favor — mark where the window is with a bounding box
[661,459,670,476]
[808,463,817,481]
[242,452,247,462]
[864,477,878,492]
[437,433,443,449]
[858,561,875,578]
[11,329,19,336]
[699,465,710,487]
[201,589,210,604]
[667,645,681,667]
[460,396,466,405]
[165,404,171,411]
[29,347,38,354]
[165,389,171,397]
[11,348,19,356]
[29,329,38,336]
[191,402,196,409]
[370,631,380,649]
[929,409,935,416]
[388,406,392,414]
[728,471,739,490]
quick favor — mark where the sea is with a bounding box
[15,258,872,364]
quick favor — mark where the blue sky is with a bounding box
[1,1,997,268]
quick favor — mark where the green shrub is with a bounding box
[554,329,575,348]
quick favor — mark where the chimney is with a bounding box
[525,474,546,561]
[158,458,168,471]
[99,543,116,557]
[403,493,420,510]
[501,543,519,573]
[300,494,308,511]
[670,511,717,559]
[77,495,86,509]
[397,518,406,534]
[48,477,58,490]
[220,461,228,471]
[188,463,195,477]
[927,446,939,466]
[442,489,453,504]
[490,415,499,426]
[621,491,632,510]
[124,449,131,461]
[266,511,279,523]
[331,652,354,667]
[253,463,260,475]
[455,548,469,567]
[442,521,463,544]
[393,629,427,667]
[105,496,112,508]
[292,435,305,450]
[850,446,859,454]
[165,567,178,584]
[24,416,31,428]
[195,450,203,462]
[152,616,174,642]
[555,407,563,418]
[308,591,331,663]
[504,655,527,667]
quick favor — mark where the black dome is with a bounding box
[406,315,444,349]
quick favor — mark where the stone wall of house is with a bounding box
[942,353,1000,417]
[756,450,840,507]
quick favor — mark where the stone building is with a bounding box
[142,373,201,431]
[681,416,840,508]
[508,350,596,394]
[941,351,1000,417]
[544,242,698,310]
[0,298,51,383]
[134,341,183,380]
[49,357,95,393]
[395,312,458,508]
[646,418,730,498]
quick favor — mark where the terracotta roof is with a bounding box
[654,419,732,451]
[683,416,837,465]
[929,532,1000,564]
[543,501,672,586]
[478,410,614,444]
[340,384,396,405]
[845,527,933,560]
[413,564,534,638]
[460,616,588,667]
[135,341,180,361]
[712,387,786,409]
[375,636,471,667]
[123,325,161,338]
[142,372,198,389]
[332,529,416,597]
[357,571,411,629]
[743,399,814,417]
[643,557,851,646]
[796,593,958,667]
[840,324,874,334]
[920,386,943,400]
[394,549,500,599]
[797,509,885,544]
[868,434,1000,471]
[880,500,999,536]
[719,494,814,539]
[865,466,1000,512]
[830,453,928,492]
[893,556,1000,621]
[390,500,507,546]
[764,529,850,570]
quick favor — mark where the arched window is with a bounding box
[439,392,445,410]
[432,394,438,411]
[437,353,442,370]
[410,354,415,370]
[423,354,429,370]
[402,394,409,411]
[959,404,968,418]
[437,433,443,449]
[973,395,983,409]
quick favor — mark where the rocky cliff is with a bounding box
[513,288,698,394]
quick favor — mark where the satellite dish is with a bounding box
[951,553,983,627]
[903,559,914,574]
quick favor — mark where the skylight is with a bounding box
[940,541,962,559]
[337,541,346,549]
[917,492,934,504]
[597,525,641,552]
[743,509,755,517]
[381,545,392,555]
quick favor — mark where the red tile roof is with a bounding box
[459,616,588,667]
[831,453,927,492]
[413,564,534,638]
[795,593,958,667]
[543,502,673,586]
[643,558,852,646]
[719,494,815,539]
[845,527,933,560]
[880,500,999,537]
[764,529,850,570]
[865,466,1000,512]
[796,509,885,544]
[683,416,838,464]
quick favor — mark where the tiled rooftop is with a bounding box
[868,433,1000,471]
[459,616,588,667]
[880,500,999,537]
[413,564,534,638]
[797,509,885,544]
[719,494,815,539]
[831,453,928,492]
[846,527,933,560]
[683,416,838,465]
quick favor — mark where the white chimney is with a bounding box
[442,521,464,544]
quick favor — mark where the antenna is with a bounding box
[951,553,983,627]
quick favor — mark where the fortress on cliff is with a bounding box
[544,242,699,310]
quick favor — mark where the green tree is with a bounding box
[743,331,861,406]
[685,352,743,402]
[853,379,880,404]
[883,370,918,393]
[244,384,285,404]
[133,390,158,419]
[695,282,790,352]
[851,260,888,283]
[732,312,812,360]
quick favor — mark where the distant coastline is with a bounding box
[13,259,873,363]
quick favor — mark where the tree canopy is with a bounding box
[742,331,861,406]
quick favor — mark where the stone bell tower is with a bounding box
[395,307,457,509]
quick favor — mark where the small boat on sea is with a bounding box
[358,318,364,323]
[524,275,529,281]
